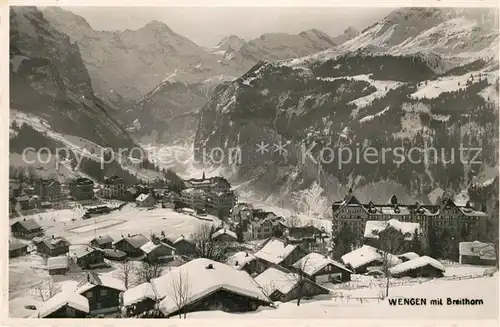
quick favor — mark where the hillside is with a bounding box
[194,7,499,212]
[124,81,213,144]
[10,6,137,151]
[218,28,359,73]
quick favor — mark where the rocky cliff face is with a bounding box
[10,6,137,151]
[42,7,234,106]
[125,81,212,145]
[42,7,360,144]
[194,7,499,211]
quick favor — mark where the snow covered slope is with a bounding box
[194,7,499,209]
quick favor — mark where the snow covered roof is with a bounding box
[136,193,153,202]
[41,236,71,250]
[211,228,237,240]
[254,238,298,264]
[364,219,420,240]
[155,258,271,316]
[459,241,496,260]
[114,234,149,249]
[173,235,193,245]
[390,256,445,275]
[122,282,157,307]
[47,256,69,270]
[375,206,411,215]
[9,239,27,251]
[254,267,300,295]
[226,251,256,269]
[103,248,127,258]
[397,252,420,261]
[38,291,89,317]
[140,241,176,254]
[91,235,113,244]
[76,273,126,294]
[457,206,488,217]
[293,253,352,276]
[181,188,206,196]
[73,245,103,259]
[341,245,383,269]
[12,218,41,231]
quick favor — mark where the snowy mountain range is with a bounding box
[9,7,137,151]
[40,7,360,143]
[194,7,499,211]
[9,6,499,214]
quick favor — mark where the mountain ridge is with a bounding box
[193,7,499,212]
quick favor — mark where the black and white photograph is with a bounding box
[5,1,500,322]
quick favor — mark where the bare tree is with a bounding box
[377,227,405,297]
[190,223,231,262]
[136,260,164,284]
[166,270,192,318]
[285,215,302,228]
[31,279,61,302]
[287,256,312,307]
[260,280,279,301]
[116,259,135,290]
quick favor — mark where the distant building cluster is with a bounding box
[8,173,496,320]
[179,173,237,218]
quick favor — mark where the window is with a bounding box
[100,289,107,296]
[328,273,343,283]
[66,307,75,317]
[96,302,102,309]
[86,291,93,298]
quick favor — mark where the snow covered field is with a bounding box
[410,71,498,99]
[187,271,498,320]
[9,204,222,313]
[11,204,221,246]
[10,110,163,182]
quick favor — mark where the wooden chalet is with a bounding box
[73,246,107,270]
[76,272,126,315]
[11,218,43,239]
[113,234,149,257]
[89,235,113,249]
[36,235,70,257]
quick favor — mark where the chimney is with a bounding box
[235,261,239,266]
[128,233,131,237]
[205,264,214,269]
[245,252,249,257]
[52,235,55,239]
[87,273,90,282]
[23,218,26,221]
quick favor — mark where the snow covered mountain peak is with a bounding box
[215,35,246,51]
[139,20,174,34]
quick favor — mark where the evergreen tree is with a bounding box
[331,223,355,260]
[410,229,423,255]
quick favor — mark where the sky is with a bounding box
[65,7,393,47]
